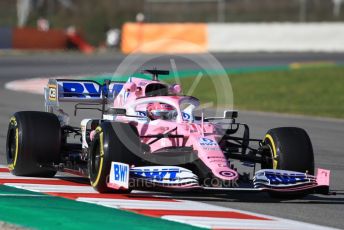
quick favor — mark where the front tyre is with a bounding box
[6,111,61,177]
[263,127,314,175]
[88,122,143,193]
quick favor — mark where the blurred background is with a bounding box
[1,0,344,50]
[1,0,344,118]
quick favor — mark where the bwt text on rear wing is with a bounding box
[45,79,125,105]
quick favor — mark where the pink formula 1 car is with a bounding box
[6,69,331,197]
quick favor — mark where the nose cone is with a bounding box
[192,136,239,182]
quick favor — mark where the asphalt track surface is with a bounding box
[0,52,344,229]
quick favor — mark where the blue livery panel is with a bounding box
[114,163,129,182]
[131,168,180,182]
[57,80,124,99]
[46,79,125,103]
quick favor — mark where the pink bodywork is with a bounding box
[107,77,239,182]
[316,168,330,186]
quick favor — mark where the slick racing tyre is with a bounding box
[6,111,61,177]
[263,127,314,175]
[88,122,143,193]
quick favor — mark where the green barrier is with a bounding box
[81,65,291,84]
[81,61,342,84]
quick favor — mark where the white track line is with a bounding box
[5,78,49,95]
[77,198,225,211]
[4,183,97,193]
[162,216,335,230]
[4,75,90,95]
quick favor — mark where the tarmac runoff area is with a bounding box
[0,53,343,229]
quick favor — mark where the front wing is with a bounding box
[106,162,331,196]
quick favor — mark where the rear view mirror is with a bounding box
[224,110,238,119]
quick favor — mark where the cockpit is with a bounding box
[131,96,200,122]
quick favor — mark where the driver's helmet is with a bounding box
[147,102,176,120]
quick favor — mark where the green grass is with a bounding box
[175,66,344,119]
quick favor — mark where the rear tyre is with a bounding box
[88,122,143,193]
[6,111,61,177]
[263,127,314,175]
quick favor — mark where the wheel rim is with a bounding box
[7,128,16,162]
[91,141,101,176]
[262,139,274,169]
[264,135,278,169]
[265,143,274,169]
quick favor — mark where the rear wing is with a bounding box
[44,79,125,105]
